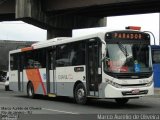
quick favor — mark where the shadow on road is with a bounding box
[15,94,152,109]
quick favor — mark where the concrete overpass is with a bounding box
[0,0,160,39]
[0,40,36,72]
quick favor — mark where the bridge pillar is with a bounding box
[16,0,106,39]
[47,16,106,39]
[47,28,72,39]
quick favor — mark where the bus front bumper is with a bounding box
[99,83,154,98]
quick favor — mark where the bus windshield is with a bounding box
[104,43,152,74]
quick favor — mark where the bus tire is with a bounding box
[74,83,87,105]
[115,98,129,105]
[27,82,35,98]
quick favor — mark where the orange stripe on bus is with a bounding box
[26,69,41,92]
[21,47,33,52]
[37,69,47,95]
[26,69,46,95]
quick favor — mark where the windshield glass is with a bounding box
[104,43,151,73]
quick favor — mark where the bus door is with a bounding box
[86,39,101,97]
[18,54,23,91]
[46,48,56,94]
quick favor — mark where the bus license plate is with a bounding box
[132,89,140,94]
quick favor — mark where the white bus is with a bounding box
[9,28,154,104]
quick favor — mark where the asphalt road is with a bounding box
[0,83,160,120]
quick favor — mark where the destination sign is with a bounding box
[105,31,150,43]
[113,32,143,40]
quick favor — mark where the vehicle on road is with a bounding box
[4,77,9,91]
[9,27,154,105]
[0,71,7,82]
[0,40,36,84]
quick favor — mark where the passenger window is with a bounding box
[23,49,46,69]
[56,41,85,67]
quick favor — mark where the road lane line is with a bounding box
[42,108,79,114]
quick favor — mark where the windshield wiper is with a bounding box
[118,42,129,58]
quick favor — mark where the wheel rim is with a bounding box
[77,88,85,100]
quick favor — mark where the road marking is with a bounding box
[42,108,79,114]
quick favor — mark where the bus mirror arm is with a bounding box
[148,46,153,69]
[143,31,156,45]
[100,39,106,45]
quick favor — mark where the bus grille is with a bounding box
[122,90,148,96]
[121,83,147,87]
[117,74,151,79]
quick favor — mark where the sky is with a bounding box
[0,21,47,41]
[73,13,159,45]
[0,13,159,45]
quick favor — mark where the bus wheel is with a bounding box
[27,82,35,98]
[115,98,129,105]
[74,83,87,105]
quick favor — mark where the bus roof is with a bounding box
[9,31,106,54]
[9,29,145,54]
[33,32,105,48]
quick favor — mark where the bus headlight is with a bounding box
[145,81,153,87]
[105,79,122,88]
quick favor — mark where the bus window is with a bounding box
[10,54,18,70]
[23,49,46,69]
[70,41,85,66]
[56,44,70,67]
[56,41,85,67]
